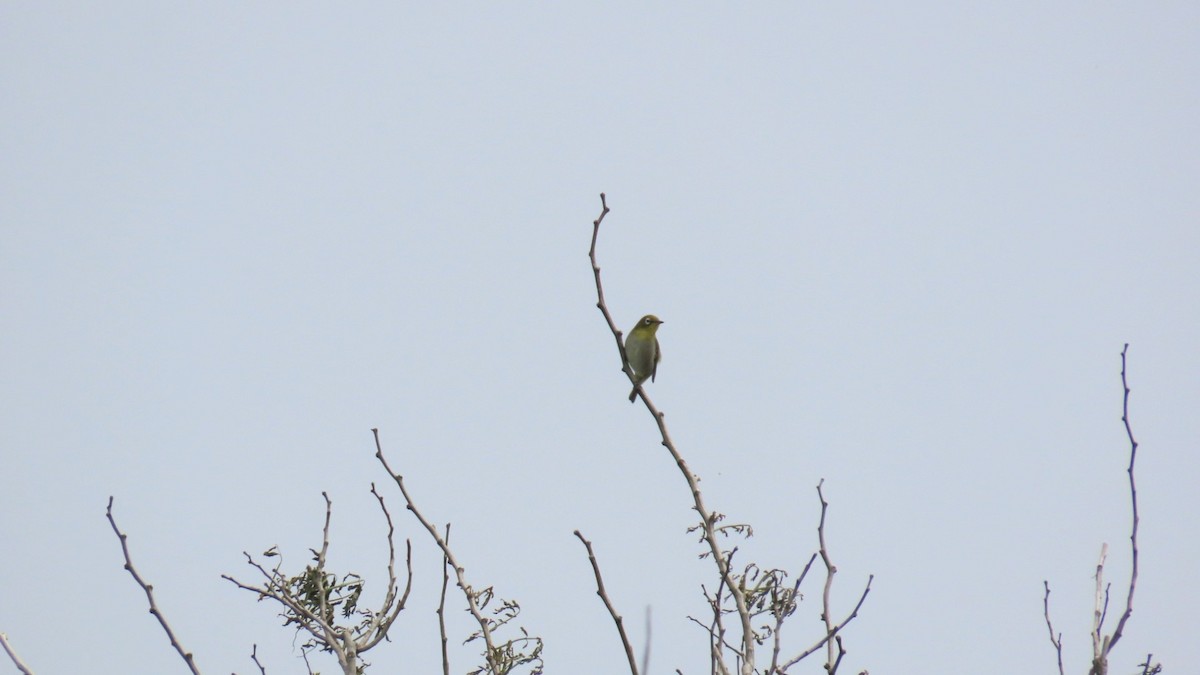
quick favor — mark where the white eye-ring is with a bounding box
[644,317,653,325]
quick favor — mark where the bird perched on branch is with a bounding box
[625,314,664,402]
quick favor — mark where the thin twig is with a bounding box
[781,488,873,673]
[250,643,268,675]
[310,492,357,673]
[574,530,640,675]
[589,193,756,675]
[587,193,636,388]
[1042,581,1065,675]
[685,613,742,661]
[357,484,413,652]
[780,576,872,670]
[439,523,452,675]
[0,632,34,675]
[712,550,738,663]
[313,493,358,674]
[794,552,819,593]
[684,612,732,675]
[773,480,872,675]
[372,428,501,674]
[106,497,202,675]
[829,637,847,675]
[1108,343,1141,652]
[641,606,652,675]
[1085,345,1147,675]
[815,480,839,670]
[1098,582,1112,634]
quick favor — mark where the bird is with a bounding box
[625,314,664,402]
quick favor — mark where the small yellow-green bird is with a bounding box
[625,314,664,402]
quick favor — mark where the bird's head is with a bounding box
[634,314,664,335]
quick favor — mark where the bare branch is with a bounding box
[105,497,202,675]
[1086,344,1147,675]
[772,481,873,674]
[1108,343,1141,652]
[355,484,413,653]
[250,644,268,675]
[574,530,640,675]
[305,494,359,675]
[587,193,636,389]
[779,575,872,670]
[314,493,335,634]
[1098,581,1112,634]
[711,552,736,664]
[828,636,847,675]
[1042,582,1065,675]
[1045,345,1150,675]
[793,553,819,596]
[439,523,452,675]
[372,428,501,674]
[640,607,652,675]
[589,193,755,675]
[0,632,34,675]
[686,613,733,675]
[685,612,741,662]
[816,480,839,670]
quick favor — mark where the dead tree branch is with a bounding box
[1046,344,1156,675]
[779,486,872,673]
[1085,344,1147,675]
[1042,582,1065,675]
[250,643,268,675]
[588,195,870,675]
[574,530,640,675]
[439,523,452,675]
[1108,343,1142,652]
[589,194,758,675]
[374,428,543,675]
[106,497,202,675]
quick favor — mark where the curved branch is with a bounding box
[357,484,413,652]
[372,428,500,674]
[589,193,757,674]
[587,193,636,388]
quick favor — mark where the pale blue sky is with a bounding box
[2,4,1197,674]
